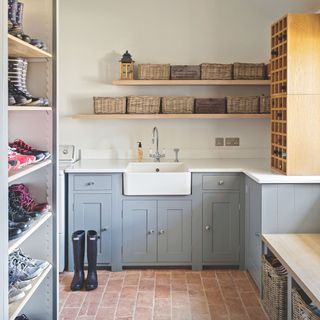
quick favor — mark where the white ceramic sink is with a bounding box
[124,162,191,195]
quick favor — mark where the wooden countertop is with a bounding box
[262,234,320,308]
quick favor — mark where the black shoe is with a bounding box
[9,220,29,231]
[8,95,16,106]
[9,226,22,240]
[15,315,29,320]
[70,230,85,291]
[9,193,40,219]
[8,81,32,105]
[86,230,98,291]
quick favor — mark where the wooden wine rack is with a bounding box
[270,14,320,175]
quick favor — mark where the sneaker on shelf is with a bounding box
[9,192,41,219]
[8,95,16,106]
[12,248,49,270]
[9,143,45,163]
[9,220,29,232]
[9,284,25,304]
[9,254,43,281]
[9,226,22,240]
[30,39,48,51]
[9,269,32,292]
[12,139,51,160]
[9,201,33,223]
[15,315,29,320]
[8,146,36,168]
[9,184,50,215]
[8,80,32,106]
[8,159,20,171]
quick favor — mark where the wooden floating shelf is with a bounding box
[72,114,271,120]
[112,79,270,86]
[8,159,52,183]
[9,264,52,320]
[8,34,52,59]
[8,106,52,111]
[9,212,52,254]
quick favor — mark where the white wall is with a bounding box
[59,0,319,160]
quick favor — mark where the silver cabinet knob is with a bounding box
[255,232,261,237]
[205,225,211,231]
[86,182,95,186]
[101,227,108,232]
[218,180,224,185]
[158,229,165,235]
[148,230,155,235]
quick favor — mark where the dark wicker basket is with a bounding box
[227,96,259,113]
[260,95,270,113]
[201,63,233,80]
[171,65,200,80]
[93,97,126,114]
[127,96,160,114]
[292,288,320,320]
[262,255,288,320]
[233,63,266,80]
[195,98,226,113]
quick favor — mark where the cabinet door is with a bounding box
[203,192,240,264]
[122,201,157,263]
[73,193,111,265]
[157,200,192,263]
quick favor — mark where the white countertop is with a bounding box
[63,158,320,184]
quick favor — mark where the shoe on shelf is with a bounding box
[12,248,49,270]
[9,200,33,223]
[9,144,45,163]
[9,227,22,240]
[9,2,31,43]
[9,192,41,219]
[8,95,16,106]
[15,315,29,320]
[9,253,43,281]
[12,139,51,160]
[8,80,32,106]
[8,159,20,172]
[9,220,29,231]
[8,146,36,168]
[30,39,48,51]
[9,184,50,215]
[8,0,18,32]
[9,269,32,292]
[9,284,25,304]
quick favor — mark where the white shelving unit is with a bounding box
[0,0,58,318]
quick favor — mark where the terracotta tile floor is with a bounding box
[59,269,268,320]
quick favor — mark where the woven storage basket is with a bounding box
[195,98,226,114]
[138,64,170,80]
[171,65,200,80]
[262,255,288,320]
[260,95,270,113]
[201,63,233,80]
[227,96,259,113]
[233,62,266,80]
[293,288,320,320]
[93,97,126,114]
[162,97,194,114]
[127,96,160,114]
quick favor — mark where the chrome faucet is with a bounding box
[150,126,165,162]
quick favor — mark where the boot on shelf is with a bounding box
[9,1,31,43]
[8,0,18,31]
[86,230,98,291]
[70,230,85,291]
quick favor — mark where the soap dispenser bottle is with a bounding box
[137,142,143,162]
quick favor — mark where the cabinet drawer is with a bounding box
[73,175,112,191]
[202,175,240,190]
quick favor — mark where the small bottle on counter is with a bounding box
[137,142,143,162]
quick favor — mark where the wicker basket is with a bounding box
[171,65,200,80]
[260,95,270,113]
[138,64,170,80]
[233,62,266,80]
[293,288,320,320]
[227,96,259,113]
[201,63,233,80]
[93,97,126,114]
[262,255,288,320]
[127,96,160,114]
[195,98,226,114]
[162,97,194,114]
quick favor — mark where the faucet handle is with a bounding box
[174,148,180,162]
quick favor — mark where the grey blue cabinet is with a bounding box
[122,200,192,264]
[122,201,157,263]
[244,177,320,290]
[202,192,240,264]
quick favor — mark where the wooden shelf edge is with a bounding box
[8,34,52,59]
[9,264,52,320]
[8,106,52,111]
[8,212,52,254]
[8,159,52,183]
[71,113,271,120]
[112,79,270,86]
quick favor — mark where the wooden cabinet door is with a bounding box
[122,200,157,263]
[203,192,240,264]
[157,200,192,263]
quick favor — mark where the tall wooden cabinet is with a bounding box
[271,14,320,175]
[0,0,58,318]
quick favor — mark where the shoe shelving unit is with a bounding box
[0,0,58,319]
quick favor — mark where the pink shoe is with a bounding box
[8,146,36,168]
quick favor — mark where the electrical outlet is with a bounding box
[225,137,240,146]
[215,137,224,146]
